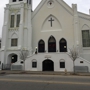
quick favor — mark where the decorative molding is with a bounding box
[10,9,20,13]
[42,14,62,31]
[9,28,19,31]
[32,0,73,19]
[11,32,18,38]
[56,0,73,16]
[45,55,51,58]
[78,12,90,17]
[20,2,25,8]
[1,46,5,51]
[47,0,55,8]
[83,47,90,50]
[7,48,20,51]
[6,4,10,9]
[81,24,90,30]
[24,27,28,29]
[79,16,90,21]
[32,0,46,19]
[41,29,62,32]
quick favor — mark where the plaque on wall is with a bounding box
[45,55,51,58]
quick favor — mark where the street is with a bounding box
[0,74,90,90]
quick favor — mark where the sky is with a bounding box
[0,0,90,37]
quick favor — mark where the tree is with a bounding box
[67,47,79,74]
[19,49,29,70]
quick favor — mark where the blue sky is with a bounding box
[0,0,90,37]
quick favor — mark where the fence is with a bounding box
[1,64,23,70]
[2,64,11,70]
[75,66,89,73]
[11,65,23,70]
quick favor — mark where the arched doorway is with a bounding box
[48,36,56,52]
[60,38,67,52]
[8,54,18,64]
[38,40,45,52]
[4,54,18,70]
[43,59,54,71]
[11,55,18,63]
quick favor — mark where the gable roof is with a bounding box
[32,0,73,19]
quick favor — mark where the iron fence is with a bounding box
[2,64,11,70]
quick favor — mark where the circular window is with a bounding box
[47,0,54,8]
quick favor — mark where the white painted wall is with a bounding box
[0,0,90,72]
[25,53,73,72]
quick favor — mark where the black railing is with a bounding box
[2,64,11,70]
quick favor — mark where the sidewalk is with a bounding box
[0,70,90,76]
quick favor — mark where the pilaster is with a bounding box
[72,4,80,48]
[1,4,10,64]
[18,3,24,49]
[27,5,32,55]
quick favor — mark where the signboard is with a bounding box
[45,55,51,58]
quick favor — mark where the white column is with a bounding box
[18,3,24,49]
[2,6,9,49]
[23,4,28,49]
[72,4,80,47]
[27,5,32,55]
[1,5,10,64]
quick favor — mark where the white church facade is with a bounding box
[0,0,90,72]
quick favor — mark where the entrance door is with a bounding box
[43,59,54,71]
[60,38,67,52]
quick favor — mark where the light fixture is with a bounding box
[12,57,14,59]
[64,46,66,48]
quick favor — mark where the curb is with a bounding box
[0,71,90,76]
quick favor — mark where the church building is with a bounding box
[0,0,90,72]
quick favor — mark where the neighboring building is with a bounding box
[0,38,1,48]
[0,38,1,67]
[0,0,90,72]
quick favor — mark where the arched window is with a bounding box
[59,38,67,52]
[82,30,90,47]
[10,14,15,28]
[38,40,45,52]
[48,36,56,52]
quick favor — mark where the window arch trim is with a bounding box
[48,35,56,52]
[59,38,67,52]
[38,39,45,53]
